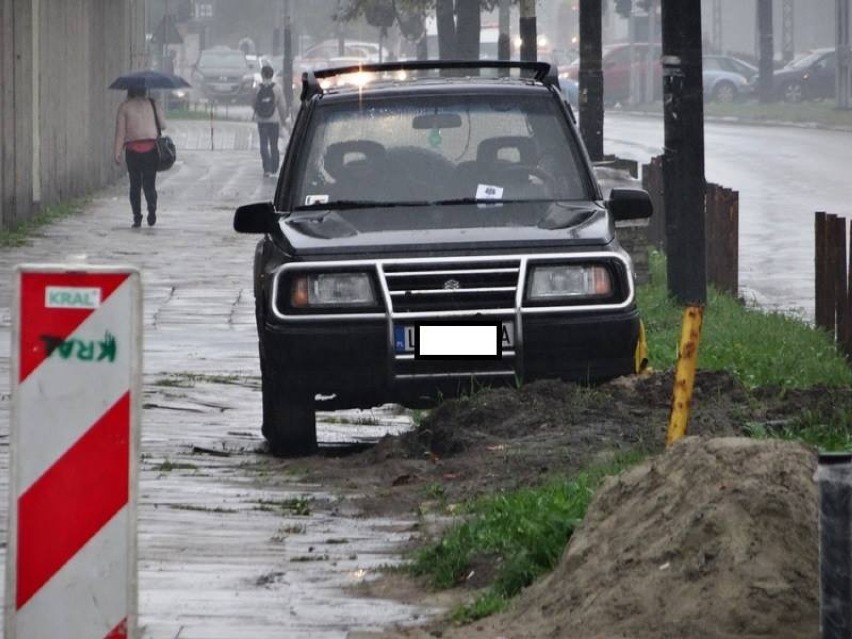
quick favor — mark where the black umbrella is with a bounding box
[109,70,191,91]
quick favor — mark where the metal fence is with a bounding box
[815,211,852,359]
[641,154,739,296]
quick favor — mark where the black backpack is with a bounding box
[254,83,277,118]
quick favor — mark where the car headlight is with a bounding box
[526,264,612,301]
[290,272,376,307]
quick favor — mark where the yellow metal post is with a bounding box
[666,305,704,446]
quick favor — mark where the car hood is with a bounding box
[278,201,614,256]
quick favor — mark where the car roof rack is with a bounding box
[300,59,558,101]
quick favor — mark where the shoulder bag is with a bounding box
[149,98,176,171]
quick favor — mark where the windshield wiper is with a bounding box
[293,200,429,211]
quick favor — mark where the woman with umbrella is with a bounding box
[111,70,188,227]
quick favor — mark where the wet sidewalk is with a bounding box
[0,120,430,638]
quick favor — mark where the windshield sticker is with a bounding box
[305,194,329,205]
[476,184,504,200]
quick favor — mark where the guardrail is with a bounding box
[815,212,852,359]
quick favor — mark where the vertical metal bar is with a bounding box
[666,305,703,446]
[816,211,829,331]
[833,215,847,346]
[829,214,840,340]
[817,453,852,639]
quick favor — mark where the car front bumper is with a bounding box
[260,309,642,408]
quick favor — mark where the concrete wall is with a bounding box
[0,0,145,229]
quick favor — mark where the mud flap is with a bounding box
[634,320,649,373]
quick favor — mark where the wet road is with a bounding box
[0,119,432,638]
[604,112,852,322]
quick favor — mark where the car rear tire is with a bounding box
[782,81,804,103]
[260,347,317,457]
[712,81,737,103]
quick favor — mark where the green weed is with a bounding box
[0,198,89,247]
[409,452,644,620]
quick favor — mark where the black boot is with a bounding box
[147,210,157,226]
[132,215,142,228]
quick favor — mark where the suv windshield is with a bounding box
[292,92,591,209]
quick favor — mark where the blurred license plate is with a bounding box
[394,321,514,354]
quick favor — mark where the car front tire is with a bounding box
[782,80,804,103]
[259,344,318,457]
[712,81,737,103]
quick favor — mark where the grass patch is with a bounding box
[614,99,852,129]
[255,497,312,516]
[165,107,216,120]
[704,99,852,128]
[746,405,852,451]
[168,504,237,514]
[409,452,644,621]
[153,372,251,388]
[638,251,852,389]
[154,459,198,472]
[0,198,89,247]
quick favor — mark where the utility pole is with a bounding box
[282,0,293,114]
[782,0,795,63]
[661,0,706,446]
[712,0,722,53]
[578,0,604,161]
[661,0,706,305]
[645,0,658,104]
[757,0,774,103]
[519,0,537,62]
[838,0,851,109]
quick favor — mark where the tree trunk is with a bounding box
[436,0,456,60]
[456,0,481,60]
[498,0,511,60]
[519,0,537,62]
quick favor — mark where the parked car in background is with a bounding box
[703,54,758,83]
[702,63,751,103]
[192,46,256,104]
[754,47,836,102]
[293,39,389,76]
[564,43,662,104]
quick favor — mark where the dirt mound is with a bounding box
[467,436,820,639]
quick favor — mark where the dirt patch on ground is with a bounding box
[294,370,850,638]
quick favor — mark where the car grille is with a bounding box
[383,259,520,314]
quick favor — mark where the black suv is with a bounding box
[234,61,653,456]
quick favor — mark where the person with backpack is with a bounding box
[253,65,288,177]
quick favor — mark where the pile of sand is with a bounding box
[494,436,820,639]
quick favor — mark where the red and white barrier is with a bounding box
[5,265,141,639]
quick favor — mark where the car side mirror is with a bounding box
[607,188,653,221]
[234,201,280,234]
